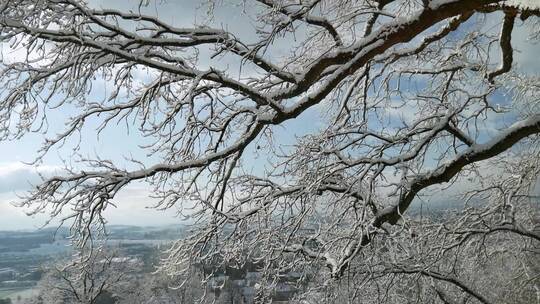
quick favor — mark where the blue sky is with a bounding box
[0,0,320,230]
[0,1,538,230]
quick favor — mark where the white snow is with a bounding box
[507,0,540,10]
[429,0,540,10]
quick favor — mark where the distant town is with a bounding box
[0,225,306,303]
[0,225,182,303]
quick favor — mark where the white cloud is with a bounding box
[0,162,62,193]
[103,186,182,227]
[0,192,54,230]
[1,34,56,67]
[0,169,182,230]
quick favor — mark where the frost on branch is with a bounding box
[507,0,540,10]
[0,0,539,302]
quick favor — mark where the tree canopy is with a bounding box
[0,0,539,302]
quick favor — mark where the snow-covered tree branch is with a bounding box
[0,0,539,302]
